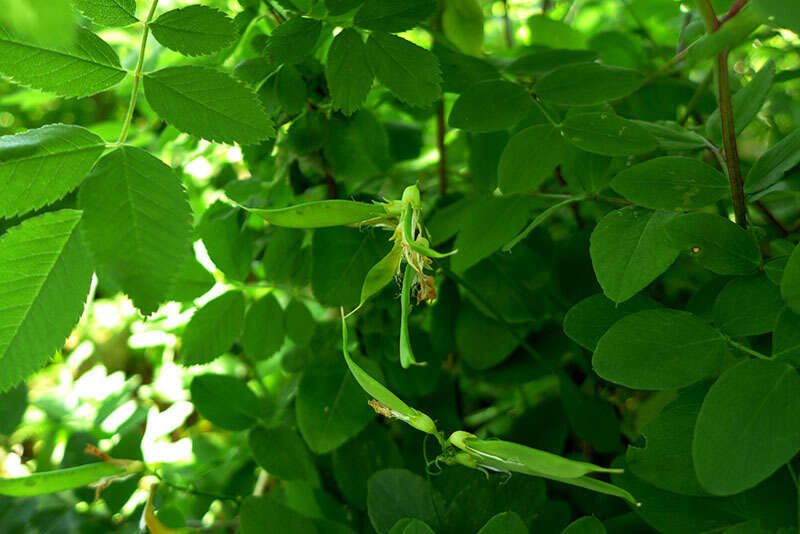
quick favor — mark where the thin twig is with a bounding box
[722,0,749,23]
[436,101,448,195]
[695,0,748,227]
[679,68,714,125]
[754,200,790,236]
[503,0,515,48]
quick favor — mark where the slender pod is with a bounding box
[341,310,438,435]
[446,431,639,505]
[247,199,400,228]
[0,460,144,497]
[448,431,622,479]
[353,235,404,315]
[399,264,420,368]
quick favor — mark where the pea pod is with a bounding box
[446,432,637,505]
[247,199,400,228]
[399,264,420,368]
[449,431,621,478]
[341,311,437,435]
[0,459,144,497]
[355,236,403,313]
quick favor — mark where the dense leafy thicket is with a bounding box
[1,0,800,532]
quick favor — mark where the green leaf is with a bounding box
[78,147,192,316]
[477,512,528,534]
[593,309,726,390]
[774,309,800,366]
[497,124,565,194]
[324,112,391,181]
[780,244,800,313]
[354,0,437,32]
[240,496,319,534]
[451,195,531,272]
[665,212,761,275]
[0,384,27,435]
[0,210,92,392]
[693,359,800,495]
[686,8,762,62]
[0,26,125,98]
[506,49,597,77]
[442,0,484,56]
[197,201,254,282]
[0,0,75,46]
[706,60,774,143]
[326,0,364,16]
[367,469,443,534]
[534,63,644,106]
[274,64,307,115]
[434,42,501,94]
[626,384,709,496]
[456,300,522,370]
[190,373,260,431]
[150,5,237,57]
[180,291,245,366]
[359,238,402,309]
[389,519,435,534]
[311,227,390,309]
[611,157,729,211]
[285,299,315,347]
[332,424,402,509]
[449,80,532,132]
[745,128,800,193]
[0,124,105,219]
[365,32,441,108]
[633,120,708,152]
[326,29,373,115]
[527,14,585,49]
[265,17,321,65]
[752,0,800,33]
[72,0,138,27]
[589,207,678,304]
[296,357,374,454]
[561,516,606,534]
[144,66,274,145]
[563,293,660,351]
[288,111,330,154]
[249,425,320,485]
[713,274,783,336]
[559,374,621,453]
[242,294,284,361]
[562,112,658,156]
[167,254,215,303]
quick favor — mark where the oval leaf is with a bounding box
[693,359,800,495]
[593,309,725,390]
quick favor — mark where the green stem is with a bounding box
[723,335,773,360]
[114,0,159,146]
[531,96,561,128]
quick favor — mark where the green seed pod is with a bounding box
[446,431,638,505]
[247,199,396,228]
[448,431,621,479]
[341,311,437,435]
[0,460,145,497]
[399,264,420,368]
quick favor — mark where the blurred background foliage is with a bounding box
[1,0,799,532]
